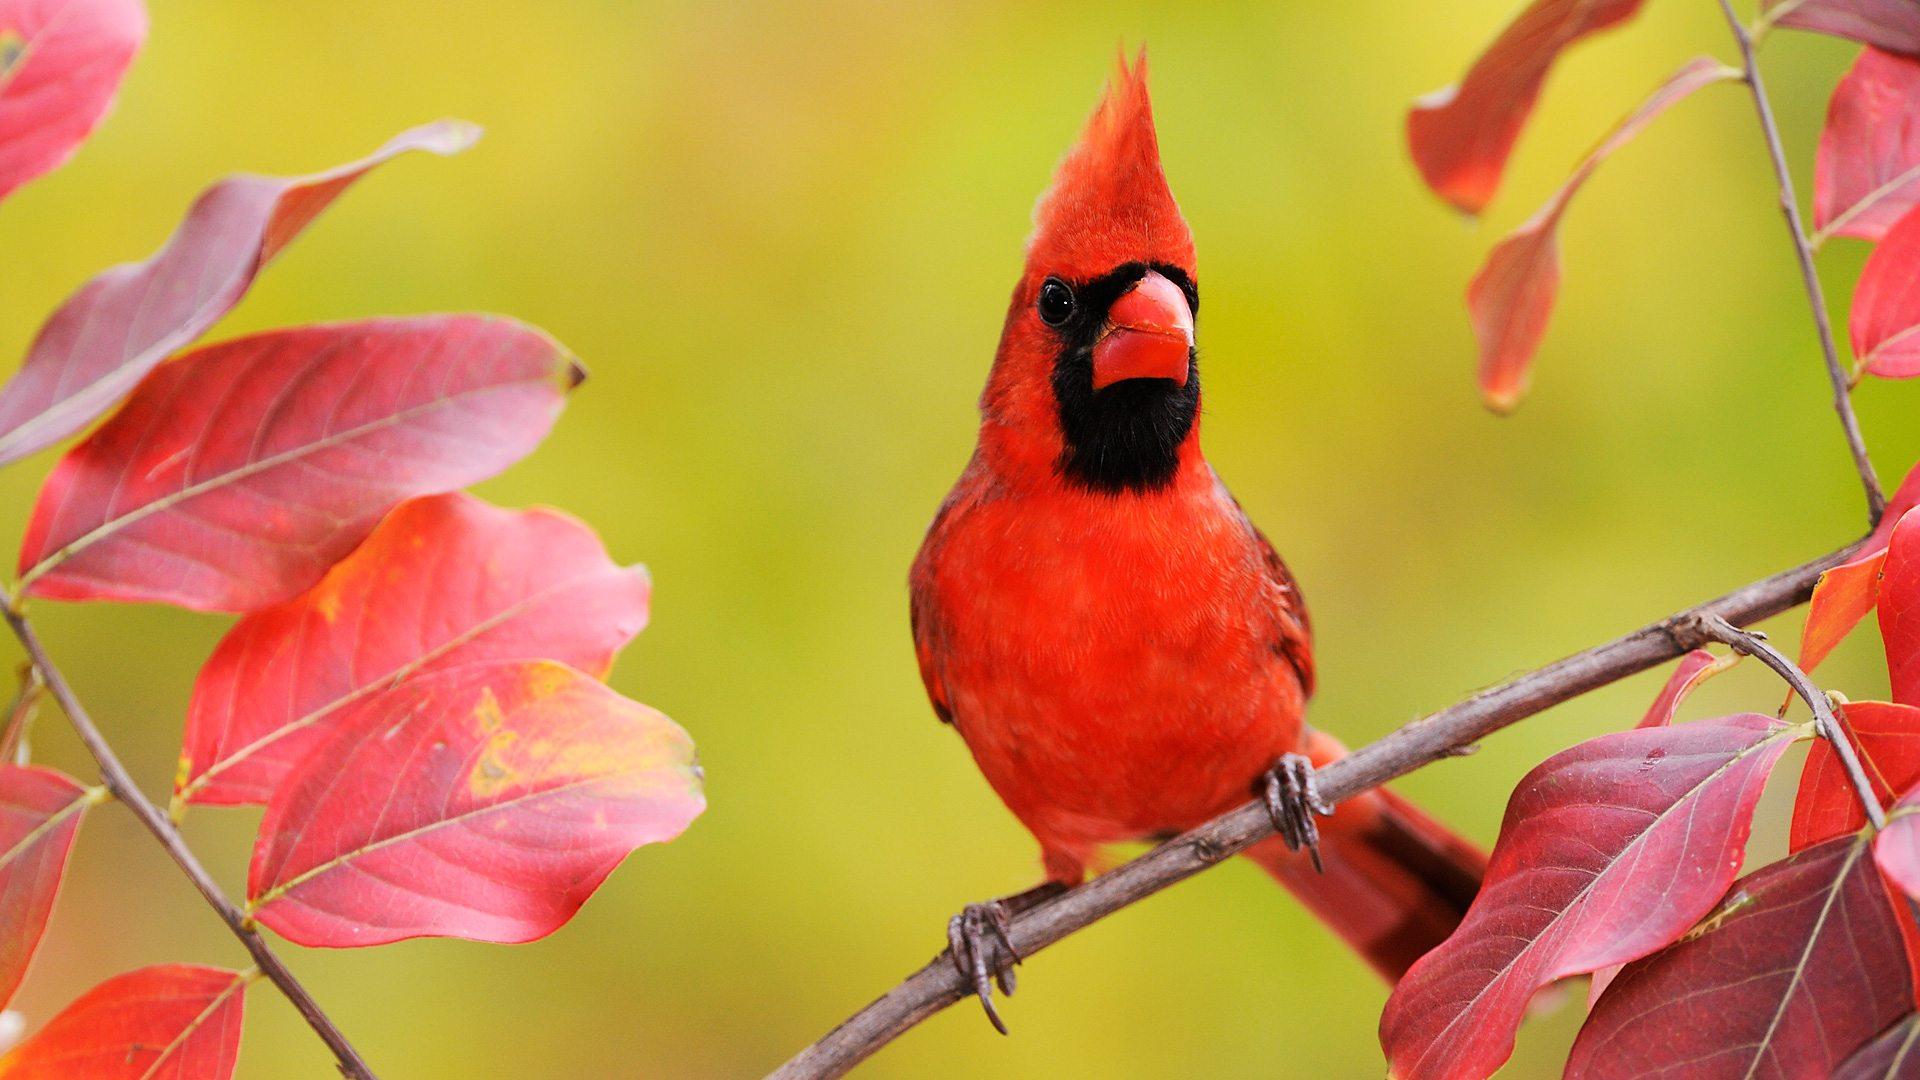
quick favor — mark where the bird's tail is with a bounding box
[1244,729,1486,982]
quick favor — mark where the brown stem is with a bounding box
[766,538,1863,1079]
[1717,0,1887,524]
[0,589,376,1080]
[1692,612,1887,828]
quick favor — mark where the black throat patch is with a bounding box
[1047,262,1200,494]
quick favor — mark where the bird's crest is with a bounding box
[1027,49,1193,281]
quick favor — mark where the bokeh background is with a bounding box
[0,1,1910,1076]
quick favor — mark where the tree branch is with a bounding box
[1692,612,1887,829]
[1717,0,1887,524]
[766,538,1864,1080]
[0,588,377,1080]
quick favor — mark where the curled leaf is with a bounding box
[1380,715,1795,1080]
[1637,648,1736,728]
[0,120,478,468]
[248,660,703,947]
[1762,0,1920,55]
[0,0,144,205]
[1569,835,1914,1079]
[1469,58,1734,412]
[1407,0,1647,214]
[179,493,649,807]
[0,964,248,1079]
[17,315,578,612]
[1817,47,1920,243]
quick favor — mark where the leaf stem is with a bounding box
[1689,612,1886,829]
[0,587,377,1080]
[1716,0,1887,524]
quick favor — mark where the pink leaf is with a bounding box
[1763,0,1920,55]
[0,767,91,1011]
[1407,0,1647,214]
[0,120,478,467]
[1879,787,1920,900]
[1816,47,1920,243]
[1636,648,1736,728]
[1792,701,1920,851]
[178,492,649,807]
[1379,715,1795,1080]
[247,660,703,947]
[0,964,248,1079]
[1569,835,1914,1079]
[1854,204,1920,378]
[16,315,579,612]
[0,0,144,205]
[1470,58,1734,412]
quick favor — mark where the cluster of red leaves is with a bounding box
[0,1,703,1075]
[1413,0,1920,410]
[1387,4,1920,1075]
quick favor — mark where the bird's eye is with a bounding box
[1037,278,1075,326]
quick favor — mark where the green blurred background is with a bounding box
[0,0,1910,1076]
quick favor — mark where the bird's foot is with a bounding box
[945,882,1068,1034]
[949,901,1018,1034]
[1261,752,1333,872]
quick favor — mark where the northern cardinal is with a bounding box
[909,52,1487,1029]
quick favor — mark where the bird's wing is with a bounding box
[909,499,959,726]
[1227,491,1315,698]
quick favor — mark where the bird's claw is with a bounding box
[948,901,1020,1034]
[1262,752,1333,872]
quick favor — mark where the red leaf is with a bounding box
[177,493,649,807]
[1407,0,1647,214]
[0,0,144,205]
[16,315,579,612]
[1379,715,1795,1080]
[247,660,703,947]
[1792,702,1920,851]
[1637,648,1736,728]
[1836,1013,1920,1079]
[1762,0,1920,55]
[0,120,477,467]
[0,767,92,1010]
[1801,550,1889,674]
[1854,205,1920,379]
[1794,476,1920,677]
[1816,48,1920,243]
[1569,835,1914,1079]
[1886,507,1920,700]
[0,964,248,1079]
[1469,58,1733,412]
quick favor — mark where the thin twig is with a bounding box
[1717,0,1887,523]
[1692,612,1887,828]
[766,538,1863,1079]
[0,589,377,1080]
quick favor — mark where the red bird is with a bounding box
[910,52,1486,1028]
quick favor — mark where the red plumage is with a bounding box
[910,52,1485,981]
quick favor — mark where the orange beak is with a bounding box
[1091,271,1194,391]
